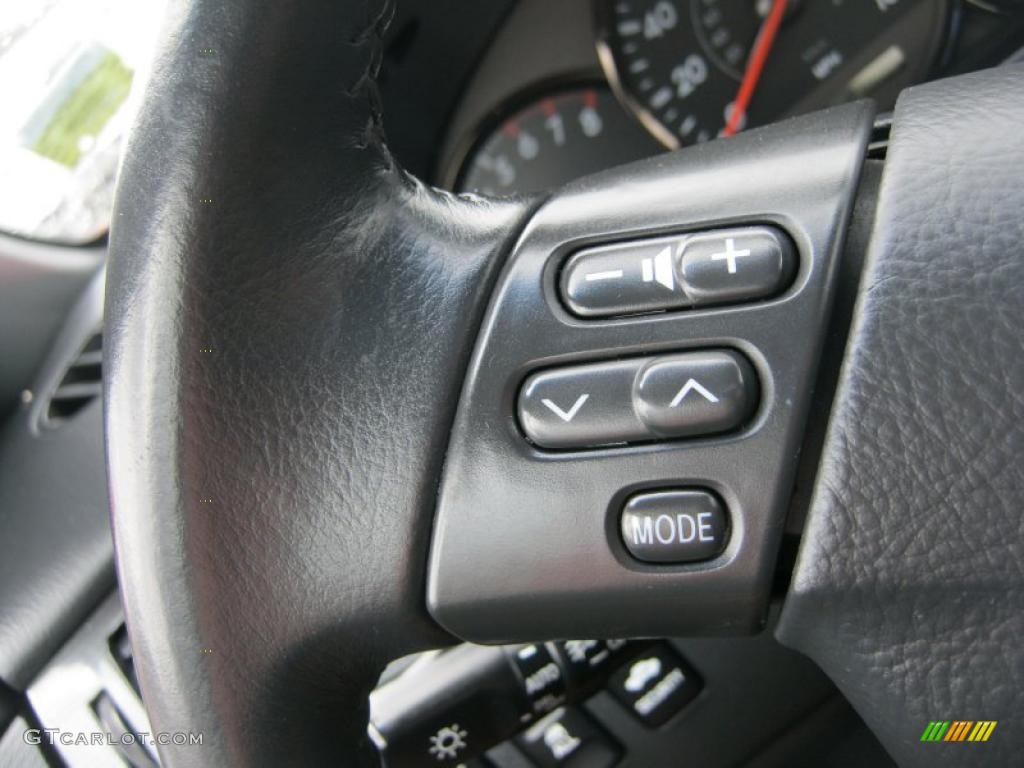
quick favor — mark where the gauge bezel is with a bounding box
[593,1,681,150]
[593,0,955,151]
[441,73,631,193]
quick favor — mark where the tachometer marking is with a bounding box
[456,85,661,196]
[618,20,642,36]
[651,86,673,109]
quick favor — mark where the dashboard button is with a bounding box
[507,644,566,717]
[554,639,629,683]
[620,490,729,564]
[550,639,649,702]
[678,226,795,307]
[518,351,757,450]
[634,350,757,438]
[608,645,701,727]
[515,708,620,768]
[560,226,795,318]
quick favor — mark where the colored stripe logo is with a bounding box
[921,721,997,742]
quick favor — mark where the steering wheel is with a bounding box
[102,0,1024,765]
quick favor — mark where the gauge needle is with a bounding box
[723,0,788,137]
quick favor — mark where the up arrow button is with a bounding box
[669,379,720,407]
[633,351,757,439]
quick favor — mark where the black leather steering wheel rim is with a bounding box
[777,66,1024,767]
[105,0,530,763]
[103,0,1024,765]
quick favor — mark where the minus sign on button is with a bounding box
[584,270,624,282]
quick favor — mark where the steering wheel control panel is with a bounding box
[518,350,757,450]
[561,226,796,318]
[428,102,874,642]
[371,640,701,767]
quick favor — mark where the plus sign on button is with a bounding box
[677,225,795,307]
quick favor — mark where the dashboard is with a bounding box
[415,0,1024,198]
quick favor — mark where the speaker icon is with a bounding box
[640,246,675,291]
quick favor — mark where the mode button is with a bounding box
[620,490,728,564]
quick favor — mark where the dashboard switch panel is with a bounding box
[518,350,757,449]
[620,490,729,564]
[561,225,795,318]
[371,639,650,766]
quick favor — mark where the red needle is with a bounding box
[723,0,788,137]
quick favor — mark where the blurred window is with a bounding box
[0,0,162,244]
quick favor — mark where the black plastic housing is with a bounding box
[427,102,874,642]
